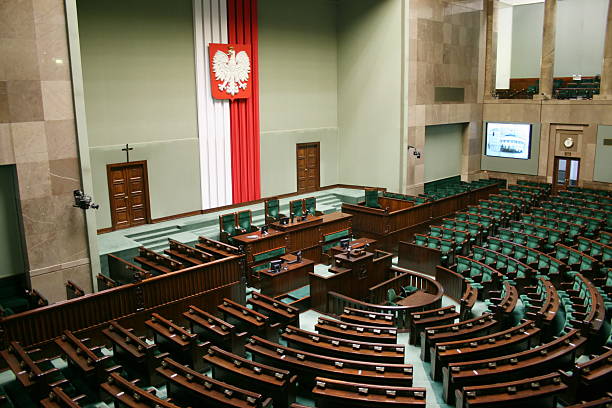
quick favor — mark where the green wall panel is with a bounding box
[77,0,201,228]
[424,124,464,183]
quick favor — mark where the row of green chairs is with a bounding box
[455,212,496,231]
[555,243,601,277]
[429,226,470,253]
[577,237,612,266]
[441,218,483,243]
[497,228,543,250]
[508,184,547,198]
[521,213,585,242]
[488,194,529,212]
[557,274,605,339]
[454,256,498,293]
[382,192,430,205]
[559,190,612,205]
[472,246,535,285]
[540,201,611,230]
[600,231,612,246]
[290,197,319,217]
[522,278,564,335]
[567,186,612,198]
[531,207,603,238]
[413,234,455,265]
[548,195,612,213]
[466,205,508,223]
[487,237,565,281]
[517,180,552,193]
[498,189,538,207]
[219,210,257,244]
[478,199,517,217]
[508,220,566,251]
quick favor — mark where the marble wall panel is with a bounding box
[1,0,91,303]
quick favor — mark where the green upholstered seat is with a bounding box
[266,199,280,219]
[253,247,286,263]
[237,210,253,232]
[430,226,443,237]
[291,200,304,217]
[221,213,237,237]
[324,229,350,243]
[415,235,427,246]
[365,189,381,209]
[387,288,399,306]
[305,197,317,215]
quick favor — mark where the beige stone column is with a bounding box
[597,1,612,99]
[0,0,92,302]
[483,0,497,99]
[537,0,557,100]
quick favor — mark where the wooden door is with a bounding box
[296,142,320,193]
[107,161,151,230]
[553,156,580,192]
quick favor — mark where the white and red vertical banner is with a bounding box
[227,0,261,204]
[194,0,261,208]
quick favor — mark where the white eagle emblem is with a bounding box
[212,48,250,96]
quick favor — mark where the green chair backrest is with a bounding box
[415,235,427,246]
[430,227,443,237]
[291,200,304,217]
[365,190,380,208]
[237,210,251,230]
[305,197,317,215]
[222,214,236,236]
[267,199,279,219]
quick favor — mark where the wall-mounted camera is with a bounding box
[408,145,422,159]
[73,190,100,210]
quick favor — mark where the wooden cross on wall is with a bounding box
[122,144,134,163]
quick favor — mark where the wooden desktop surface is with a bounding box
[260,258,315,297]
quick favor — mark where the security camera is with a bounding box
[73,190,100,210]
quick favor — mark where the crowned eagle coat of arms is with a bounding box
[209,43,252,100]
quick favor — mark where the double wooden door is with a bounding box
[296,142,320,193]
[553,156,580,192]
[107,161,151,230]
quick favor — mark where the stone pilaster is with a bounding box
[536,0,557,100]
[596,1,612,99]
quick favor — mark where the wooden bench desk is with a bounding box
[218,298,278,340]
[431,320,541,381]
[281,325,405,364]
[101,372,181,408]
[182,305,247,355]
[408,306,459,346]
[246,336,413,388]
[312,377,427,407]
[103,321,168,387]
[455,371,567,408]
[259,257,314,297]
[248,291,300,327]
[315,316,398,344]
[157,357,272,407]
[443,329,586,404]
[55,330,118,386]
[339,307,395,327]
[205,345,297,408]
[40,387,86,408]
[420,313,499,362]
[145,312,207,371]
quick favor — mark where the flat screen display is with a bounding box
[485,122,532,160]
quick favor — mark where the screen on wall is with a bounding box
[485,122,532,160]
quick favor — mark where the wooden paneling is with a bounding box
[0,255,244,349]
[342,183,499,251]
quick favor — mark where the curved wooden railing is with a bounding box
[0,255,244,348]
[327,270,444,330]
